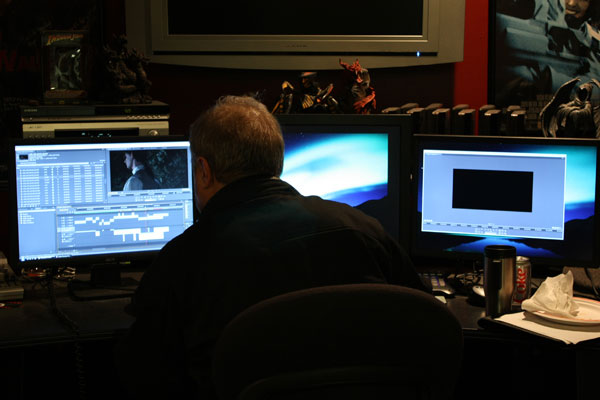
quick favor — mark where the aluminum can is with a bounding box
[512,256,531,308]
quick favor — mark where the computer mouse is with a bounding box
[467,284,486,307]
[472,285,485,298]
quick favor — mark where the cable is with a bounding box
[46,268,87,400]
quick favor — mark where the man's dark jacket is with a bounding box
[115,175,429,399]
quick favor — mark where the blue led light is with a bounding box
[416,51,421,57]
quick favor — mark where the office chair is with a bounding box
[212,283,463,400]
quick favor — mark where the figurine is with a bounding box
[271,81,296,114]
[272,71,339,114]
[540,77,600,138]
[339,59,376,114]
[102,35,152,104]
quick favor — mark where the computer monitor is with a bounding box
[8,136,194,297]
[411,134,600,270]
[276,114,412,245]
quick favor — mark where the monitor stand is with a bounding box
[68,263,140,301]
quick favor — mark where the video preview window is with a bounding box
[109,149,189,192]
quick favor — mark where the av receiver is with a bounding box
[20,101,169,138]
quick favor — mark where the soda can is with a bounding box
[512,256,531,308]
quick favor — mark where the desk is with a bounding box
[0,278,598,400]
[0,275,136,400]
[0,291,133,349]
[449,295,600,400]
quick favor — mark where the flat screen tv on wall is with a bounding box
[125,0,465,70]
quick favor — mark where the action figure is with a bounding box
[540,76,600,138]
[103,35,152,104]
[339,59,376,114]
[272,72,339,114]
[54,47,82,90]
[271,81,296,114]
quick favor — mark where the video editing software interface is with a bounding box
[278,118,403,241]
[12,139,194,265]
[413,135,600,267]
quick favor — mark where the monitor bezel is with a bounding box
[8,135,193,271]
[276,113,413,247]
[409,134,600,269]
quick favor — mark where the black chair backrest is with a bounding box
[212,283,463,400]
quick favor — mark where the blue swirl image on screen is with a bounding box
[281,133,388,207]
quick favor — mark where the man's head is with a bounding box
[123,151,147,171]
[189,95,284,210]
[565,0,590,19]
[563,0,600,28]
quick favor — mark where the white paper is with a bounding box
[496,312,600,345]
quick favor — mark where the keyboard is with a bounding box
[420,272,455,297]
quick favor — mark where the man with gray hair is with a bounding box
[115,95,428,399]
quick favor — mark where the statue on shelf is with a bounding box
[271,81,296,114]
[540,77,600,138]
[102,35,152,104]
[272,71,339,114]
[339,59,376,114]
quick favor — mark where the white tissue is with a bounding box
[521,271,579,318]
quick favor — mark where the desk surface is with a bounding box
[3,267,600,347]
[1,273,598,400]
[0,275,492,350]
[1,271,599,400]
[0,272,589,349]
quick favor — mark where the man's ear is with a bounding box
[195,156,214,188]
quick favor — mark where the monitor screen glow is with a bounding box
[9,137,194,268]
[412,135,600,268]
[277,114,412,244]
[281,132,388,207]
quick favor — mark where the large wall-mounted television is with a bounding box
[411,134,600,270]
[125,0,465,70]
